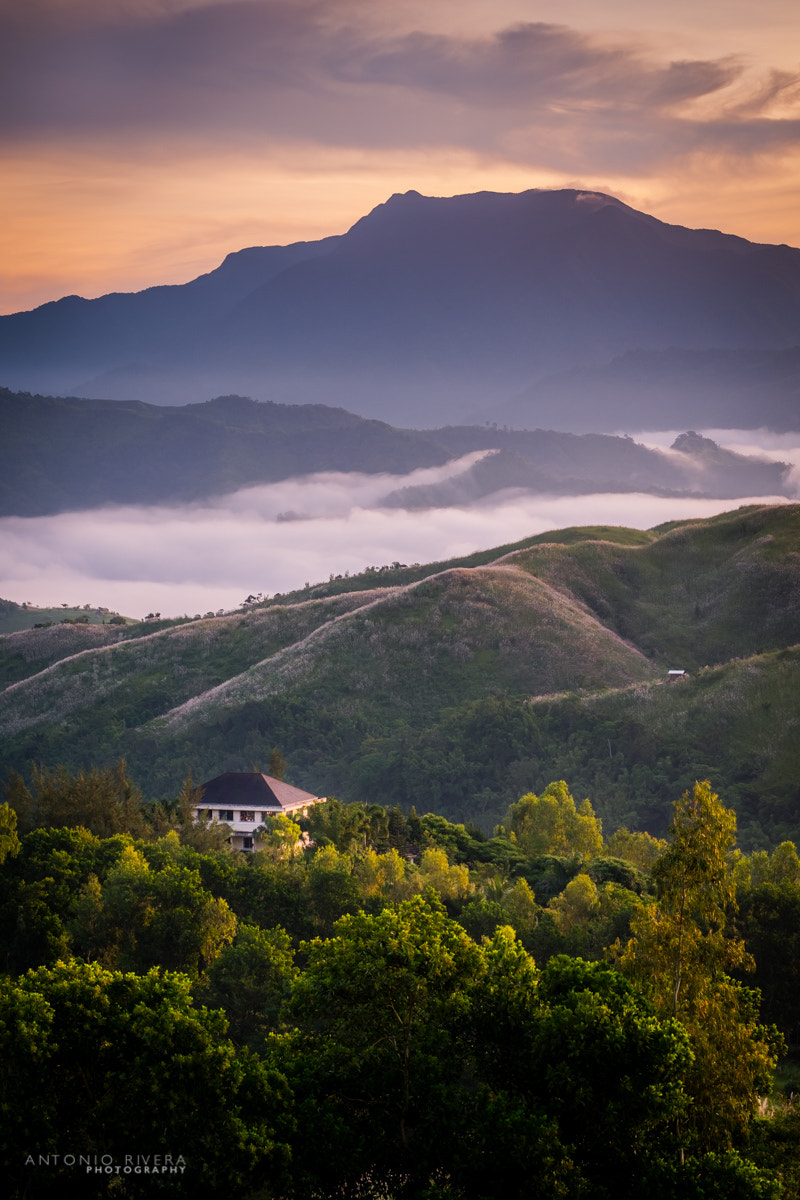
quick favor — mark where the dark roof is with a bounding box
[199,772,321,810]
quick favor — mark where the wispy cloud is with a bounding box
[1,0,796,171]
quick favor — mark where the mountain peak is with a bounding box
[2,187,800,429]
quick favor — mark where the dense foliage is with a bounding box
[1,769,799,1198]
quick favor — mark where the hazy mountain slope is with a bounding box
[0,389,791,517]
[503,504,800,667]
[382,432,790,508]
[0,555,656,779]
[506,347,800,433]
[2,188,800,427]
[0,390,452,515]
[0,237,340,397]
[339,646,800,847]
[155,564,655,735]
[98,190,800,423]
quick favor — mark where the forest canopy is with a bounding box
[1,768,799,1198]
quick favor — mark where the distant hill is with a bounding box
[0,598,130,636]
[2,188,800,428]
[0,389,790,516]
[2,504,799,846]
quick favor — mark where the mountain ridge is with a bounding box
[2,187,799,428]
[0,388,791,518]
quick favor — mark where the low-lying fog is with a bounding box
[2,431,798,621]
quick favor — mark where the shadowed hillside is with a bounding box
[0,388,791,517]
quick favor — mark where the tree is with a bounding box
[256,813,302,861]
[605,826,666,871]
[267,747,288,780]
[0,959,292,1197]
[174,770,231,851]
[201,922,297,1051]
[5,761,147,838]
[272,893,482,1194]
[0,800,20,863]
[69,844,237,977]
[498,781,603,859]
[737,857,800,1041]
[617,782,782,1151]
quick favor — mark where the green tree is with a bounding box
[0,826,129,973]
[605,826,666,871]
[174,770,232,851]
[201,922,297,1051]
[268,747,288,780]
[499,781,603,859]
[0,800,20,863]
[272,893,482,1193]
[257,813,303,861]
[737,867,800,1041]
[305,797,373,854]
[70,844,236,976]
[617,782,782,1151]
[0,958,292,1197]
[5,761,147,838]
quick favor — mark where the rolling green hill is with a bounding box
[1,504,799,846]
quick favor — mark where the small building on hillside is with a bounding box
[667,669,687,680]
[196,771,324,852]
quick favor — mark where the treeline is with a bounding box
[1,771,800,1197]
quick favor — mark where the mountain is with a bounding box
[2,504,799,845]
[0,389,790,517]
[2,189,800,428]
[0,237,339,401]
[505,347,800,432]
[0,389,447,515]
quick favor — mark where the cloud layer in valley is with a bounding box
[1,435,797,620]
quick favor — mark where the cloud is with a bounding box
[1,0,797,174]
[0,442,792,619]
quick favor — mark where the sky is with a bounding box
[1,0,800,313]
[2,434,798,620]
[2,1,799,617]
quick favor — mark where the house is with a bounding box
[667,669,687,679]
[195,772,325,852]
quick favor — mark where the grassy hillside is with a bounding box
[0,598,131,637]
[504,504,800,667]
[1,505,798,844]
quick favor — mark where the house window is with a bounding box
[242,836,253,850]
[218,810,234,822]
[239,811,255,822]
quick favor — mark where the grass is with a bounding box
[1,505,798,847]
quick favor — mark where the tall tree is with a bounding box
[617,782,781,1151]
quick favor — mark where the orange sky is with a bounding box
[2,0,799,313]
